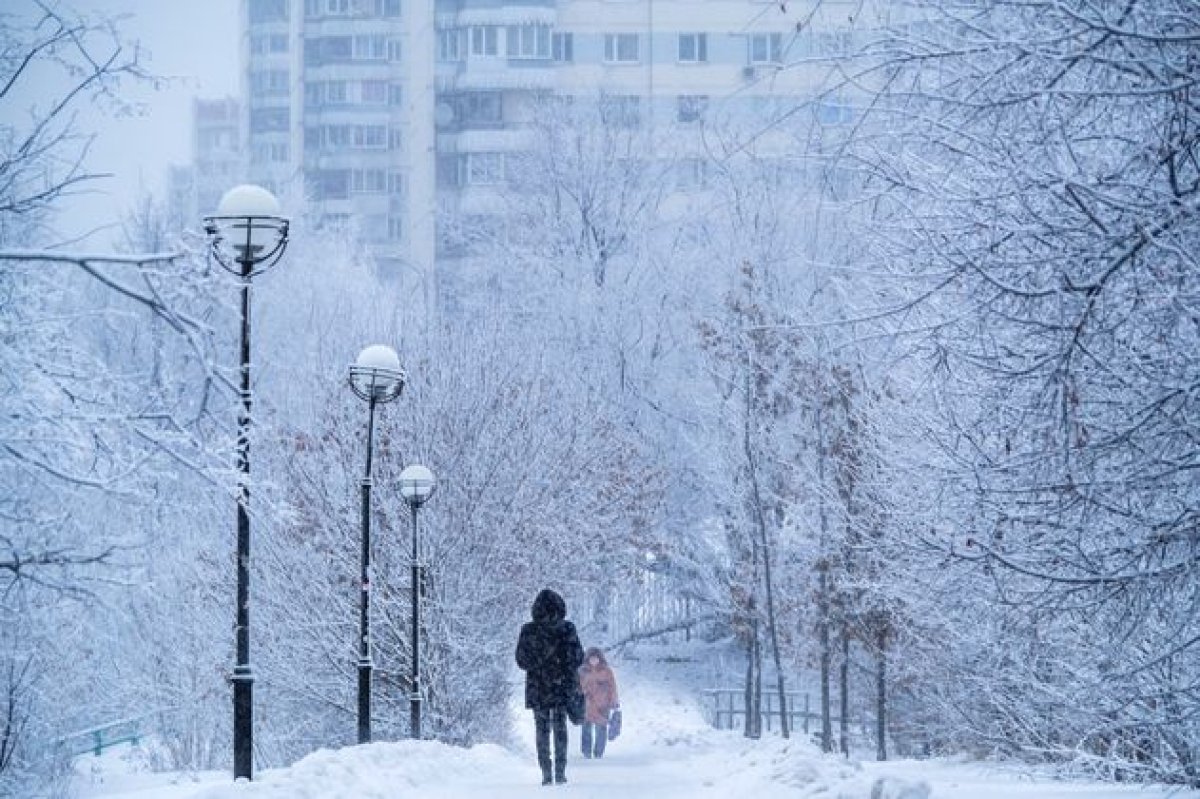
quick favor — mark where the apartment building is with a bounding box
[170,97,245,229]
[240,0,872,310]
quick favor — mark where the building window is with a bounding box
[457,92,503,127]
[506,24,550,59]
[250,107,289,133]
[389,128,404,150]
[599,94,640,127]
[677,94,708,123]
[361,80,388,104]
[467,152,504,185]
[437,154,463,188]
[326,0,349,14]
[470,26,500,57]
[388,83,404,106]
[677,33,707,63]
[354,34,387,60]
[352,169,387,193]
[251,34,290,54]
[604,33,639,63]
[314,169,349,200]
[388,216,404,241]
[439,28,463,61]
[305,36,352,66]
[250,69,289,97]
[249,0,288,23]
[388,38,403,61]
[552,32,573,63]
[748,33,783,64]
[375,0,401,16]
[354,125,387,148]
[388,171,406,196]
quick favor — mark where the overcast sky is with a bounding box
[65,0,239,246]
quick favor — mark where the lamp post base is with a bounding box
[232,665,254,779]
[358,660,372,744]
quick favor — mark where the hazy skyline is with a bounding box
[63,0,239,247]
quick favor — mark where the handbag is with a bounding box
[607,708,622,740]
[566,685,586,726]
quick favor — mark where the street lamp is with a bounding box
[347,345,406,744]
[203,184,289,781]
[398,463,436,739]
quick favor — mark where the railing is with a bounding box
[704,688,840,736]
[56,712,158,757]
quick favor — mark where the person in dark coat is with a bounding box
[516,588,585,785]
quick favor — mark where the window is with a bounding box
[600,94,640,127]
[388,216,404,241]
[305,36,352,66]
[326,0,349,14]
[327,125,350,147]
[388,171,406,196]
[439,28,463,60]
[437,154,463,187]
[748,33,783,64]
[376,0,401,16]
[389,128,404,150]
[250,107,289,133]
[352,169,387,193]
[388,83,404,106]
[677,94,708,123]
[314,169,349,200]
[677,33,707,63]
[250,69,289,97]
[604,33,639,63]
[467,152,504,185]
[470,26,500,57]
[388,38,403,61]
[250,34,288,54]
[552,32,573,63]
[458,92,503,127]
[361,80,388,104]
[354,34,386,60]
[354,125,387,148]
[249,0,288,23]
[506,25,550,59]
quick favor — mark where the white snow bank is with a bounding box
[73,646,1200,799]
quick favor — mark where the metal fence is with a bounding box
[704,688,841,736]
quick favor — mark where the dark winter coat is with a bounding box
[515,589,585,712]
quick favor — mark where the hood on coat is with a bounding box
[583,647,609,667]
[531,588,567,623]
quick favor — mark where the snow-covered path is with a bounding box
[74,653,1200,799]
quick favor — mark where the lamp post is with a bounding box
[347,345,406,744]
[398,463,436,739]
[203,184,289,781]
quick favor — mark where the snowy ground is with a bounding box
[72,648,1200,799]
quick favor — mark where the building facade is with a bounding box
[240,0,874,308]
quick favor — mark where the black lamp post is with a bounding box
[398,463,436,738]
[203,184,289,781]
[347,345,406,744]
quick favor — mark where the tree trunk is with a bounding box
[839,625,850,756]
[743,367,789,739]
[744,598,762,739]
[876,624,887,761]
[815,399,834,753]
